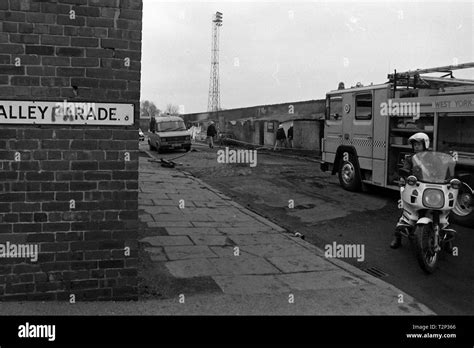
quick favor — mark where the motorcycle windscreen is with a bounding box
[411,151,456,183]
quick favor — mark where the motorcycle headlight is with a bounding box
[422,189,445,209]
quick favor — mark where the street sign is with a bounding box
[0,100,134,125]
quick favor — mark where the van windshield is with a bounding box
[156,121,186,132]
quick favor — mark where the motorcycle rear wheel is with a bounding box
[414,224,438,274]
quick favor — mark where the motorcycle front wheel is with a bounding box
[414,224,438,274]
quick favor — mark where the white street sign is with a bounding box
[0,100,134,126]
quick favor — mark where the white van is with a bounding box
[148,115,191,153]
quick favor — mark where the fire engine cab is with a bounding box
[320,63,474,226]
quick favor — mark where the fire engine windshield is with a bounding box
[411,152,456,183]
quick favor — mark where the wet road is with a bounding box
[141,140,474,315]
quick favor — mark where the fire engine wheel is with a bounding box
[338,156,362,191]
[451,189,474,227]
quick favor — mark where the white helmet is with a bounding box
[408,132,430,150]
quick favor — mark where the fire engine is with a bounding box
[320,63,474,226]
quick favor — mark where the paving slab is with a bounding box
[228,233,294,246]
[141,236,193,246]
[191,201,232,208]
[147,221,193,228]
[209,256,281,276]
[191,222,237,228]
[241,243,317,258]
[144,247,168,262]
[188,235,229,246]
[138,214,154,222]
[213,275,291,295]
[228,221,275,228]
[142,206,182,214]
[175,213,216,222]
[166,258,219,278]
[140,193,162,199]
[211,214,252,222]
[165,227,224,236]
[228,213,258,221]
[277,270,367,291]
[143,189,178,195]
[209,246,254,258]
[151,199,177,206]
[167,194,219,202]
[181,208,219,215]
[266,253,338,273]
[164,245,218,260]
[218,227,277,235]
[151,213,189,222]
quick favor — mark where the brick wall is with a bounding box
[0,0,142,300]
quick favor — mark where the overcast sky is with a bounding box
[140,0,474,114]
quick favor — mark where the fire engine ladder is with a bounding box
[387,62,474,91]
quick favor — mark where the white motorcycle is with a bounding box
[398,151,461,274]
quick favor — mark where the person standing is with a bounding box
[287,124,294,148]
[149,116,156,133]
[188,123,195,142]
[273,124,287,151]
[207,121,217,148]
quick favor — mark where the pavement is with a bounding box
[0,151,435,315]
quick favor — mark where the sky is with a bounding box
[140,0,474,114]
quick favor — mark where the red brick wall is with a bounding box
[0,0,142,300]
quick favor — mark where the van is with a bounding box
[148,115,191,153]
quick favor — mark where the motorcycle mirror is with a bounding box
[450,179,461,190]
[398,178,406,187]
[407,175,418,186]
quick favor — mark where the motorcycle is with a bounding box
[398,151,461,274]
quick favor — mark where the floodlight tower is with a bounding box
[207,11,223,112]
